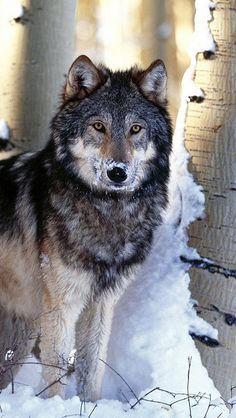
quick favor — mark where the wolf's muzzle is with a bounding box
[107,166,127,183]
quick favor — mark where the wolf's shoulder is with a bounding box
[0,151,39,196]
[0,149,51,236]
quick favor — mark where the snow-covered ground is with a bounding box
[0,0,235,417]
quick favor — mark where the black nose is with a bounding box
[107,166,127,183]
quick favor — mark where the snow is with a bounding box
[0,119,9,141]
[11,1,24,21]
[39,253,50,268]
[1,0,24,22]
[192,0,216,55]
[4,351,14,362]
[158,22,172,39]
[0,0,234,417]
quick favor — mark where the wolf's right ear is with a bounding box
[64,55,108,101]
[132,60,167,107]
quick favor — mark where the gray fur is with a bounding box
[0,55,172,399]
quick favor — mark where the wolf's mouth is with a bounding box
[98,176,138,192]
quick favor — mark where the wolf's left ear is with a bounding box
[64,55,107,101]
[132,60,167,107]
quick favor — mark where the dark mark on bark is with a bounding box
[189,95,204,103]
[180,255,236,279]
[203,50,215,59]
[190,332,219,347]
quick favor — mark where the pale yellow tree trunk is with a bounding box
[75,0,194,124]
[0,0,77,153]
[166,0,194,121]
[185,0,236,400]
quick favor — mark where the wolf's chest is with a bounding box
[54,199,153,290]
[79,210,138,261]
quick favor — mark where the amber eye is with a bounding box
[130,124,142,134]
[93,122,105,133]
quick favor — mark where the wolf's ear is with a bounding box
[64,55,107,101]
[132,60,167,107]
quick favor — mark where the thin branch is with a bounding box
[99,358,139,403]
[181,256,236,279]
[131,397,171,410]
[80,399,86,416]
[187,357,192,418]
[136,392,211,408]
[10,366,14,394]
[203,394,211,418]
[120,390,132,407]
[191,392,206,408]
[14,361,69,372]
[88,404,97,418]
[35,371,67,397]
[220,396,236,408]
[61,415,81,418]
[130,387,171,409]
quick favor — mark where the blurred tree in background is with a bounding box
[0,0,194,160]
[0,0,77,154]
[75,0,194,122]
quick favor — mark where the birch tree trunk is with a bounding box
[185,0,236,400]
[0,0,77,153]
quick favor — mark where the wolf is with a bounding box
[0,55,172,400]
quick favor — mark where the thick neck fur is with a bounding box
[38,139,165,292]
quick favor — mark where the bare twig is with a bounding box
[130,387,171,409]
[191,392,206,407]
[100,358,223,414]
[187,357,192,418]
[203,394,211,418]
[88,404,97,418]
[220,396,236,408]
[80,398,86,416]
[136,393,209,408]
[131,397,171,410]
[120,390,132,407]
[35,371,67,397]
[171,396,191,407]
[99,358,139,403]
[14,360,69,372]
[10,366,14,394]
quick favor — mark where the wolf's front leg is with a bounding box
[0,308,33,390]
[39,283,87,398]
[75,292,119,402]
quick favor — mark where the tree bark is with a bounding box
[185,0,236,400]
[0,0,77,153]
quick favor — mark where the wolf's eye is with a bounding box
[130,124,142,134]
[93,122,105,133]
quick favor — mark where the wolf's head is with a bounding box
[51,55,172,196]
